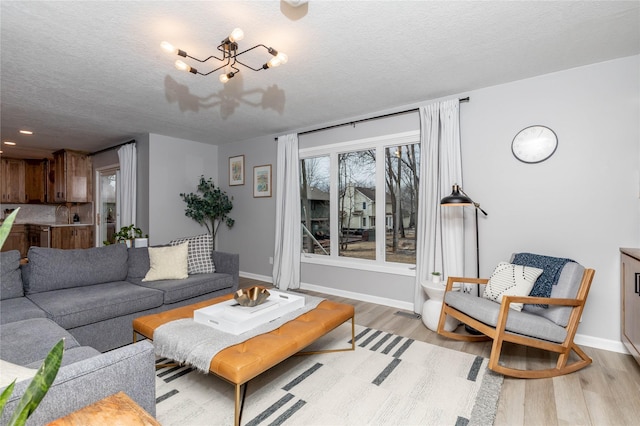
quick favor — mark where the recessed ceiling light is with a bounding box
[19,130,33,135]
[3,141,16,146]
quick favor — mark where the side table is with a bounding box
[47,391,159,426]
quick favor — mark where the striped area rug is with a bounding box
[155,323,502,426]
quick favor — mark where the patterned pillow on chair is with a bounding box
[169,234,215,274]
[482,262,543,311]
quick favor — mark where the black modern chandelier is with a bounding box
[161,28,288,83]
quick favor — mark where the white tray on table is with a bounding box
[193,290,305,335]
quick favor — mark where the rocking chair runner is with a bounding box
[437,262,595,379]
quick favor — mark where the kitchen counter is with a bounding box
[25,222,94,227]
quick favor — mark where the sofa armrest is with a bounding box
[212,250,239,291]
[1,340,156,425]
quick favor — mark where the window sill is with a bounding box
[301,254,416,276]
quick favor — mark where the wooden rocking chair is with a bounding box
[437,261,595,379]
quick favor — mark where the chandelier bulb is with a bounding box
[175,60,188,71]
[175,60,197,74]
[266,51,288,68]
[161,41,176,54]
[219,72,235,83]
[229,28,244,43]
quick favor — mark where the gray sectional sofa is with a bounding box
[0,243,239,424]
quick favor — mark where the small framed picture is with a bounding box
[229,155,245,186]
[253,165,272,198]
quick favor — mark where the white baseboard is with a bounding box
[238,271,629,354]
[239,271,273,283]
[574,333,630,354]
[299,282,414,312]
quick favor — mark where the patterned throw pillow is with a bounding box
[169,234,215,274]
[482,262,543,311]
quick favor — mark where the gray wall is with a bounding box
[137,133,220,245]
[217,55,639,350]
[218,137,278,276]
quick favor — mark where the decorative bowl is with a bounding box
[234,286,271,307]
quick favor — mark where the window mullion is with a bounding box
[375,144,386,263]
[329,151,339,258]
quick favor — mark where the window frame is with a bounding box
[299,130,420,275]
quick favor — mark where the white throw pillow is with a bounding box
[482,262,543,311]
[169,234,215,274]
[0,360,37,388]
[142,242,189,282]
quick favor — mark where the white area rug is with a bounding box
[155,323,503,426]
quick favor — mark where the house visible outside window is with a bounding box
[299,131,420,269]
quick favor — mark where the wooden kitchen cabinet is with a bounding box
[1,158,26,203]
[50,226,94,249]
[0,224,27,257]
[24,159,47,203]
[50,150,93,203]
[620,248,640,366]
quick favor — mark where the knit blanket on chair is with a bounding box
[512,252,575,307]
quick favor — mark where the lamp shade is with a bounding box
[441,184,473,206]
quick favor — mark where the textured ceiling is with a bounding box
[1,1,638,159]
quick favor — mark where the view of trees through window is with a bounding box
[300,142,420,265]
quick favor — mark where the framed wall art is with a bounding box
[229,155,245,186]
[253,164,272,198]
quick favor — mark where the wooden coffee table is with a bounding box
[133,293,355,426]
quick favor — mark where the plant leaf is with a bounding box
[0,208,20,249]
[0,381,16,418]
[8,339,64,426]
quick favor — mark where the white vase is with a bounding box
[432,274,441,284]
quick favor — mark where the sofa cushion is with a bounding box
[1,250,23,299]
[23,346,101,370]
[170,234,215,274]
[127,247,150,281]
[0,297,46,324]
[26,281,164,329]
[134,273,234,304]
[0,360,37,387]
[143,243,188,282]
[0,318,81,366]
[23,245,129,295]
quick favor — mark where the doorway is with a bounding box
[96,167,118,246]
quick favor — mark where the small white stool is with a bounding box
[421,281,459,332]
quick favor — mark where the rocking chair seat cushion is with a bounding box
[444,292,568,343]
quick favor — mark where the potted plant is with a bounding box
[431,271,442,284]
[0,208,64,426]
[180,176,235,249]
[110,224,148,248]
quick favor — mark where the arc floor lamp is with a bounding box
[441,184,488,335]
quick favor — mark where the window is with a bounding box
[300,155,330,255]
[300,131,420,269]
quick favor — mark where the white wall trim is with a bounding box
[299,282,414,311]
[238,271,629,354]
[574,334,629,354]
[239,271,273,283]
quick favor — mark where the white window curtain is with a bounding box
[272,133,301,290]
[117,143,137,230]
[414,99,465,312]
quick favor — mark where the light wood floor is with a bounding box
[239,277,640,425]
